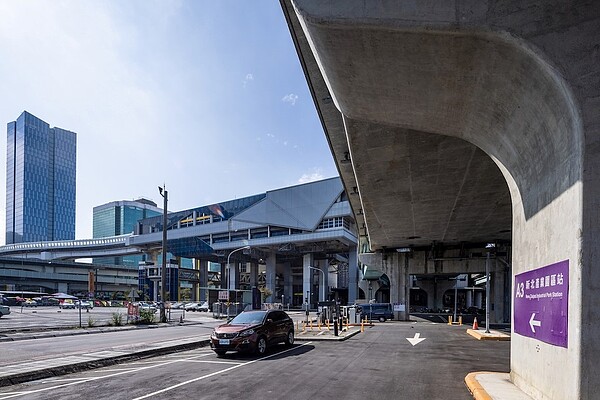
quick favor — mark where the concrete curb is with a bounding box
[466,329,511,341]
[465,372,495,400]
[0,321,204,342]
[0,339,210,387]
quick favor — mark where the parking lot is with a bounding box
[0,305,198,332]
[0,320,509,400]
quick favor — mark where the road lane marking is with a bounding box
[176,359,243,365]
[406,333,426,346]
[132,342,314,400]
[0,353,210,399]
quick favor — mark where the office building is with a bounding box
[93,198,162,267]
[6,111,77,244]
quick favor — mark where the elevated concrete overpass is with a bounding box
[281,1,599,399]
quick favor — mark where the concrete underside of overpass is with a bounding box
[282,1,600,399]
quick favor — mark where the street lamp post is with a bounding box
[158,185,168,323]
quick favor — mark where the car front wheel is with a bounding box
[378,316,387,322]
[285,330,294,346]
[256,336,267,355]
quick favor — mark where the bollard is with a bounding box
[459,316,463,326]
[448,315,453,325]
[296,320,299,332]
[361,319,364,333]
[318,319,321,330]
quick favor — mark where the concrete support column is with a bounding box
[474,291,483,309]
[466,290,473,308]
[303,253,313,308]
[348,246,358,304]
[153,280,159,302]
[319,262,328,303]
[491,260,505,324]
[265,252,276,303]
[198,259,208,302]
[250,262,258,288]
[219,263,226,290]
[388,253,409,321]
[228,262,239,292]
[284,262,293,306]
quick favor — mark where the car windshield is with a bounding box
[230,311,266,325]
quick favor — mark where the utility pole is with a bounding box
[159,185,168,323]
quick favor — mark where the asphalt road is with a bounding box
[0,321,510,400]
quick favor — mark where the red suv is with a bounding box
[210,309,295,356]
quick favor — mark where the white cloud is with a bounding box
[243,73,254,87]
[298,169,324,184]
[282,93,298,105]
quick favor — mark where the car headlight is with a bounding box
[238,329,255,337]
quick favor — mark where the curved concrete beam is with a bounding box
[294,3,582,219]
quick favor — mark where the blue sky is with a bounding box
[0,1,338,241]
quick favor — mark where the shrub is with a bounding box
[138,309,156,324]
[87,316,96,327]
[111,312,124,326]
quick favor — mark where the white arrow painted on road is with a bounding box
[406,332,426,346]
[529,313,541,333]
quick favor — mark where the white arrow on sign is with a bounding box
[406,332,426,346]
[529,313,541,333]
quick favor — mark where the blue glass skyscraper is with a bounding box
[93,199,162,267]
[6,111,77,244]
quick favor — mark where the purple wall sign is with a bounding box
[514,260,569,348]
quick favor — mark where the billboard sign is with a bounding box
[514,260,569,348]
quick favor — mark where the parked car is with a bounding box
[359,303,394,322]
[23,299,38,307]
[76,300,94,309]
[210,309,294,356]
[0,305,10,317]
[184,302,200,311]
[59,300,76,309]
[137,302,157,313]
[185,301,210,312]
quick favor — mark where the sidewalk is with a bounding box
[465,372,534,400]
[463,328,533,400]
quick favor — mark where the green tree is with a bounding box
[180,288,191,302]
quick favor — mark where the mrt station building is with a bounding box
[134,177,359,307]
